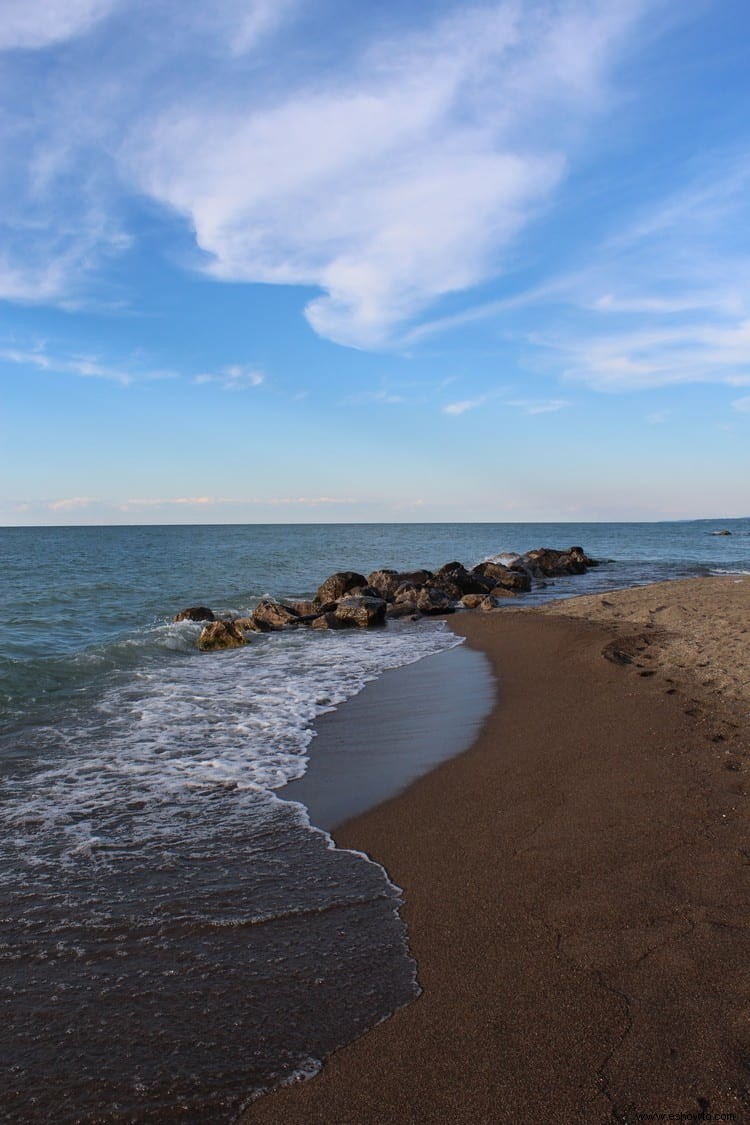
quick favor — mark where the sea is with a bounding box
[2,520,748,1122]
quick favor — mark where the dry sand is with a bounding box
[538,574,750,711]
[241,576,750,1125]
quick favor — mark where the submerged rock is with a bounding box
[174,606,215,623]
[314,571,367,604]
[198,620,247,651]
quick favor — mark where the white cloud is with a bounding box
[443,397,486,415]
[0,0,117,50]
[340,388,405,406]
[46,496,97,511]
[505,397,568,414]
[193,364,265,390]
[0,344,174,384]
[733,396,750,413]
[121,1,648,347]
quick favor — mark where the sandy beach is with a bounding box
[241,575,750,1124]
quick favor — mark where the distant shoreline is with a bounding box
[242,576,750,1123]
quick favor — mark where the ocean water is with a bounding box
[2,519,748,1121]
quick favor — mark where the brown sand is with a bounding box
[241,578,750,1124]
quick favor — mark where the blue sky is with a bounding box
[1,0,749,524]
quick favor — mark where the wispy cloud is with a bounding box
[340,388,405,406]
[193,364,265,390]
[46,496,97,512]
[125,2,650,348]
[0,0,118,50]
[733,396,750,413]
[443,392,568,416]
[645,409,672,425]
[0,0,652,346]
[505,397,568,414]
[119,495,358,510]
[0,344,175,384]
[443,397,487,416]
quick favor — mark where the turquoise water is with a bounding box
[1,520,748,1121]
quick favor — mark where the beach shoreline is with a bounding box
[241,576,750,1124]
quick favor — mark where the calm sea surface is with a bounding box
[2,520,749,1121]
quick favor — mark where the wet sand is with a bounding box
[241,577,750,1124]
[279,644,494,832]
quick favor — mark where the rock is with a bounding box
[436,562,490,596]
[348,585,382,599]
[174,606,215,623]
[315,571,367,604]
[366,569,401,600]
[712,529,732,536]
[495,570,531,592]
[516,546,598,577]
[397,569,434,587]
[286,600,319,617]
[252,599,301,631]
[472,562,530,592]
[333,595,387,628]
[387,600,420,618]
[478,596,501,611]
[472,561,510,582]
[198,620,247,651]
[415,587,456,615]
[430,575,463,600]
[233,616,261,633]
[311,612,344,630]
[460,594,485,609]
[489,586,518,598]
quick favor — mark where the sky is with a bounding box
[1,0,749,524]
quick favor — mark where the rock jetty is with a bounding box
[172,545,600,651]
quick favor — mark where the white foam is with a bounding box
[2,619,461,870]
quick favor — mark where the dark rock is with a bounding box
[198,620,247,651]
[397,569,434,587]
[472,561,511,582]
[516,547,594,578]
[348,584,381,599]
[386,600,420,619]
[460,594,485,609]
[366,569,401,601]
[435,561,490,596]
[315,571,367,604]
[478,596,501,611]
[489,586,518,598]
[712,529,732,536]
[252,599,301,631]
[415,587,456,615]
[311,612,345,630]
[333,595,387,628]
[472,562,530,592]
[286,600,319,617]
[430,576,463,600]
[174,606,215,623]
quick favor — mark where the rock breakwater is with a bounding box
[174,545,600,651]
